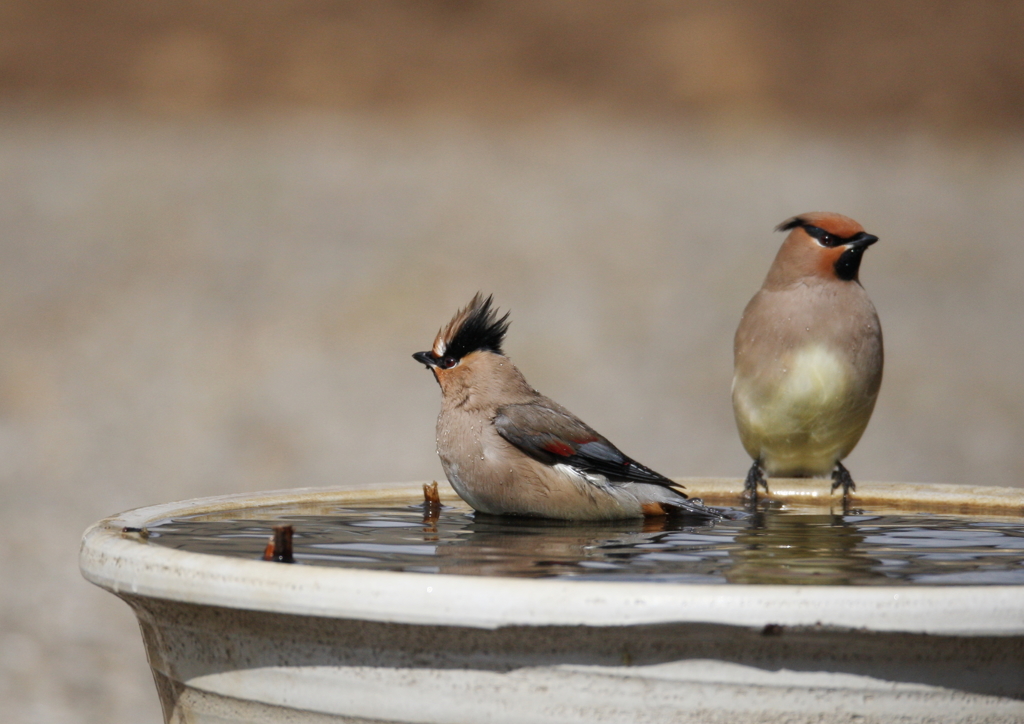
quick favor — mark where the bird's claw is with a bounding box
[830,462,856,498]
[742,460,769,501]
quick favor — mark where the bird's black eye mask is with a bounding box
[800,224,844,247]
[412,351,460,369]
[778,219,876,249]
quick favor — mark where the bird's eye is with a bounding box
[439,356,458,369]
[802,224,840,247]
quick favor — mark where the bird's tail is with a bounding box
[633,483,736,520]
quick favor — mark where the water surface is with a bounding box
[144,502,1024,585]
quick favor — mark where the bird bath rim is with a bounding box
[79,478,1024,636]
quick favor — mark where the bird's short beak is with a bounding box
[844,232,879,250]
[413,351,437,368]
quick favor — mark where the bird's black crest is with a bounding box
[435,293,511,360]
[775,216,805,232]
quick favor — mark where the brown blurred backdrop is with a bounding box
[4,1,1024,130]
[2,2,1023,722]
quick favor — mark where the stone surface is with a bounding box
[80,482,1024,723]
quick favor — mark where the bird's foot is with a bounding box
[830,462,857,500]
[742,461,769,502]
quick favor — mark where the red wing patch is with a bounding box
[542,440,575,457]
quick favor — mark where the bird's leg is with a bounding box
[742,460,768,500]
[830,461,856,498]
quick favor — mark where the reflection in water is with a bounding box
[146,501,1024,586]
[427,512,715,578]
[726,506,875,584]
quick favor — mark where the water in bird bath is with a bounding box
[143,498,1024,585]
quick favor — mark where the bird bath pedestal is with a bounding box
[80,480,1024,724]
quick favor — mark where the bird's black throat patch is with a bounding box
[834,246,867,281]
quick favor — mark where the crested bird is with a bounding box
[414,294,721,521]
[733,212,883,499]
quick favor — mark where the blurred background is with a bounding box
[1,2,1023,722]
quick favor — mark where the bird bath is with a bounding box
[80,479,1024,724]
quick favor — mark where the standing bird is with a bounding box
[732,212,883,499]
[414,294,721,521]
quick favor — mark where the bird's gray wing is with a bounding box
[493,402,685,492]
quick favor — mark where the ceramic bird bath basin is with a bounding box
[80,479,1024,724]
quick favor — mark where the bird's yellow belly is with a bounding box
[734,345,868,477]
